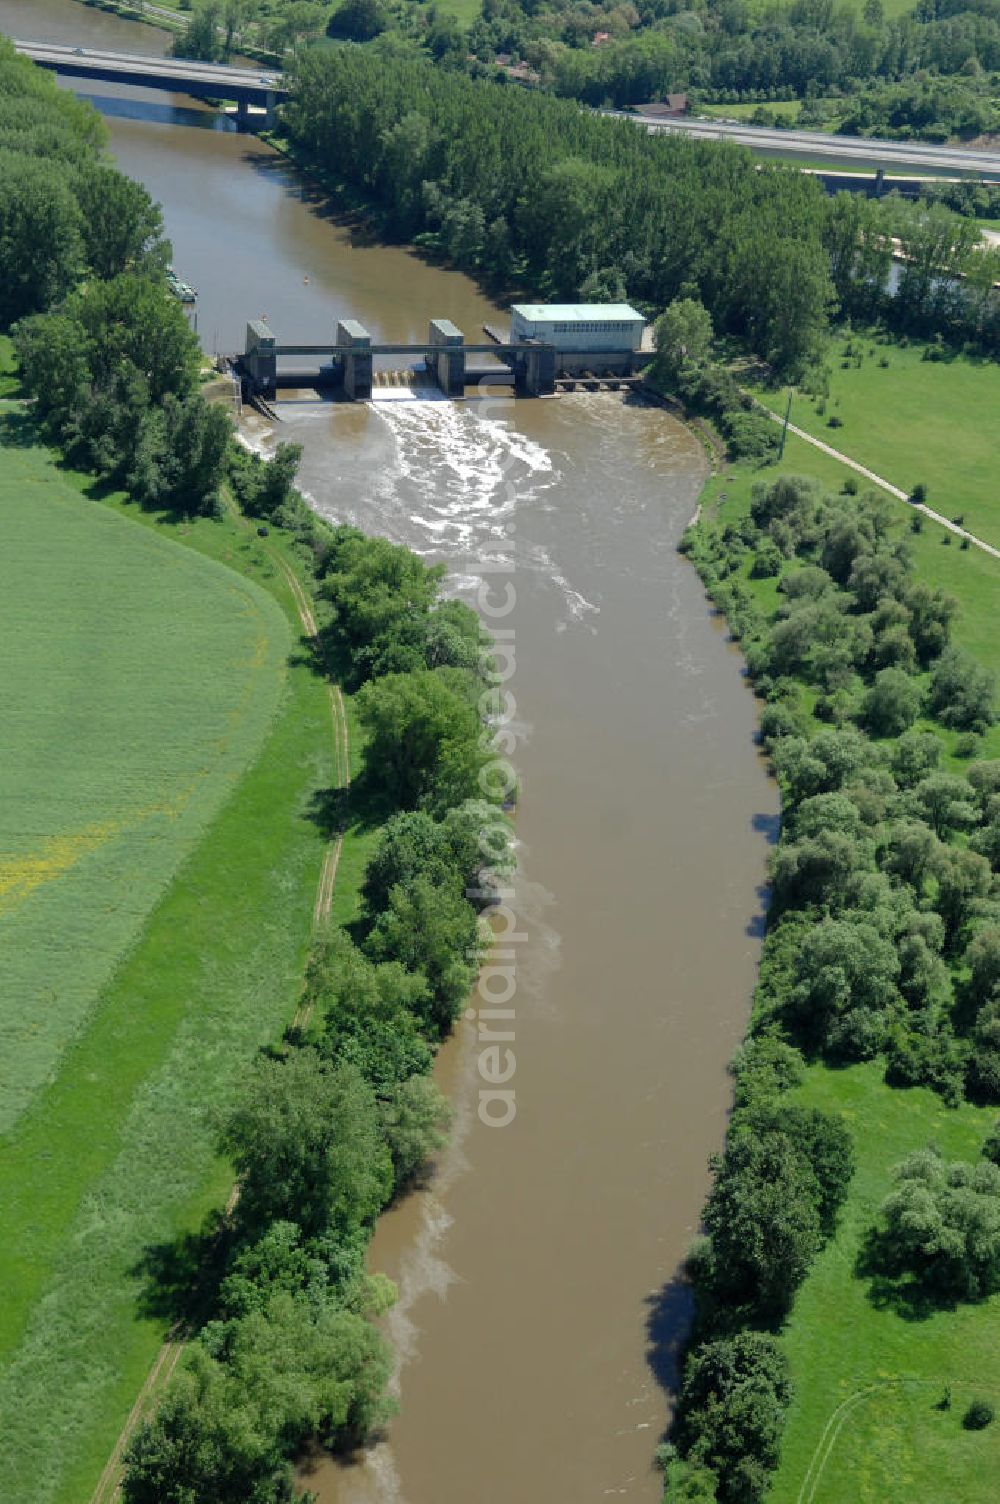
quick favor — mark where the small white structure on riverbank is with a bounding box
[510,303,645,353]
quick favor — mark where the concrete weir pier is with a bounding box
[233,309,650,402]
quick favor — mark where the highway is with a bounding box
[613,112,1000,179]
[13,39,1000,178]
[11,39,286,98]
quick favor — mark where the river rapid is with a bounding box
[0,5,780,1498]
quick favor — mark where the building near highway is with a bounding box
[510,303,645,353]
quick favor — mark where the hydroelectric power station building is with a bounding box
[509,303,645,354]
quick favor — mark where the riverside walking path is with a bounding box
[756,401,1000,562]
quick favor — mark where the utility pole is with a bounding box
[778,388,792,461]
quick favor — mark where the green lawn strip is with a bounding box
[0,446,342,1502]
[743,334,1000,551]
[768,1064,1000,1504]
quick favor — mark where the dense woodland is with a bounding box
[282,46,1000,369]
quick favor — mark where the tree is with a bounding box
[769,829,870,915]
[907,773,979,840]
[365,874,481,1035]
[69,273,200,403]
[0,156,82,326]
[930,845,991,952]
[787,917,900,1058]
[74,163,166,280]
[203,1290,392,1446]
[652,297,714,390]
[875,1148,1000,1301]
[881,819,939,890]
[219,1051,392,1240]
[701,1129,824,1317]
[379,1074,452,1187]
[121,1349,289,1504]
[891,729,941,789]
[675,1333,791,1504]
[12,312,90,438]
[742,1103,854,1232]
[327,0,387,40]
[356,670,485,814]
[966,928,1000,1013]
[862,667,922,738]
[928,647,996,733]
[175,1,224,62]
[313,932,433,1091]
[317,529,445,687]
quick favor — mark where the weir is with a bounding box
[233,316,648,400]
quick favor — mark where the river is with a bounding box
[0,5,779,1499]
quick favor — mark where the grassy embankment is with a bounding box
[689,341,1000,1502]
[0,400,371,1503]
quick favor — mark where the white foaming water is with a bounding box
[367,392,599,623]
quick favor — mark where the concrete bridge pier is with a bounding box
[237,96,250,130]
[517,345,556,397]
[244,319,276,398]
[337,320,372,401]
[428,319,465,396]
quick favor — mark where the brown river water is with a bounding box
[0,5,780,1499]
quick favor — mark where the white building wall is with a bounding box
[510,311,644,353]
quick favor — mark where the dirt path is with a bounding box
[756,404,1000,561]
[89,542,349,1504]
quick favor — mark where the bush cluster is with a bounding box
[670,471,1000,1499]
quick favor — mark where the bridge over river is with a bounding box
[12,39,285,125]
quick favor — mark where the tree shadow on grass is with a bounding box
[131,1213,232,1327]
[0,408,40,449]
[855,1226,965,1322]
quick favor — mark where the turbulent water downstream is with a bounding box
[1,5,780,1498]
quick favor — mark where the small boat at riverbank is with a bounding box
[167,267,197,304]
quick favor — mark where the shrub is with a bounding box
[928,648,996,733]
[963,1400,995,1430]
[862,668,922,739]
[875,1148,1000,1302]
[910,483,928,505]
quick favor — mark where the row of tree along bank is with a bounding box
[122,514,516,1500]
[663,451,1000,1497]
[0,40,516,1501]
[279,46,1000,374]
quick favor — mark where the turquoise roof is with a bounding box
[511,303,644,322]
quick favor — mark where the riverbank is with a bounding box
[670,418,1000,1501]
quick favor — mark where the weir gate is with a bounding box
[234,318,651,401]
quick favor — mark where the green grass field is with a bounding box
[772,1065,1000,1504]
[744,333,1000,552]
[697,412,1000,1502]
[0,425,342,1504]
[0,436,291,1136]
